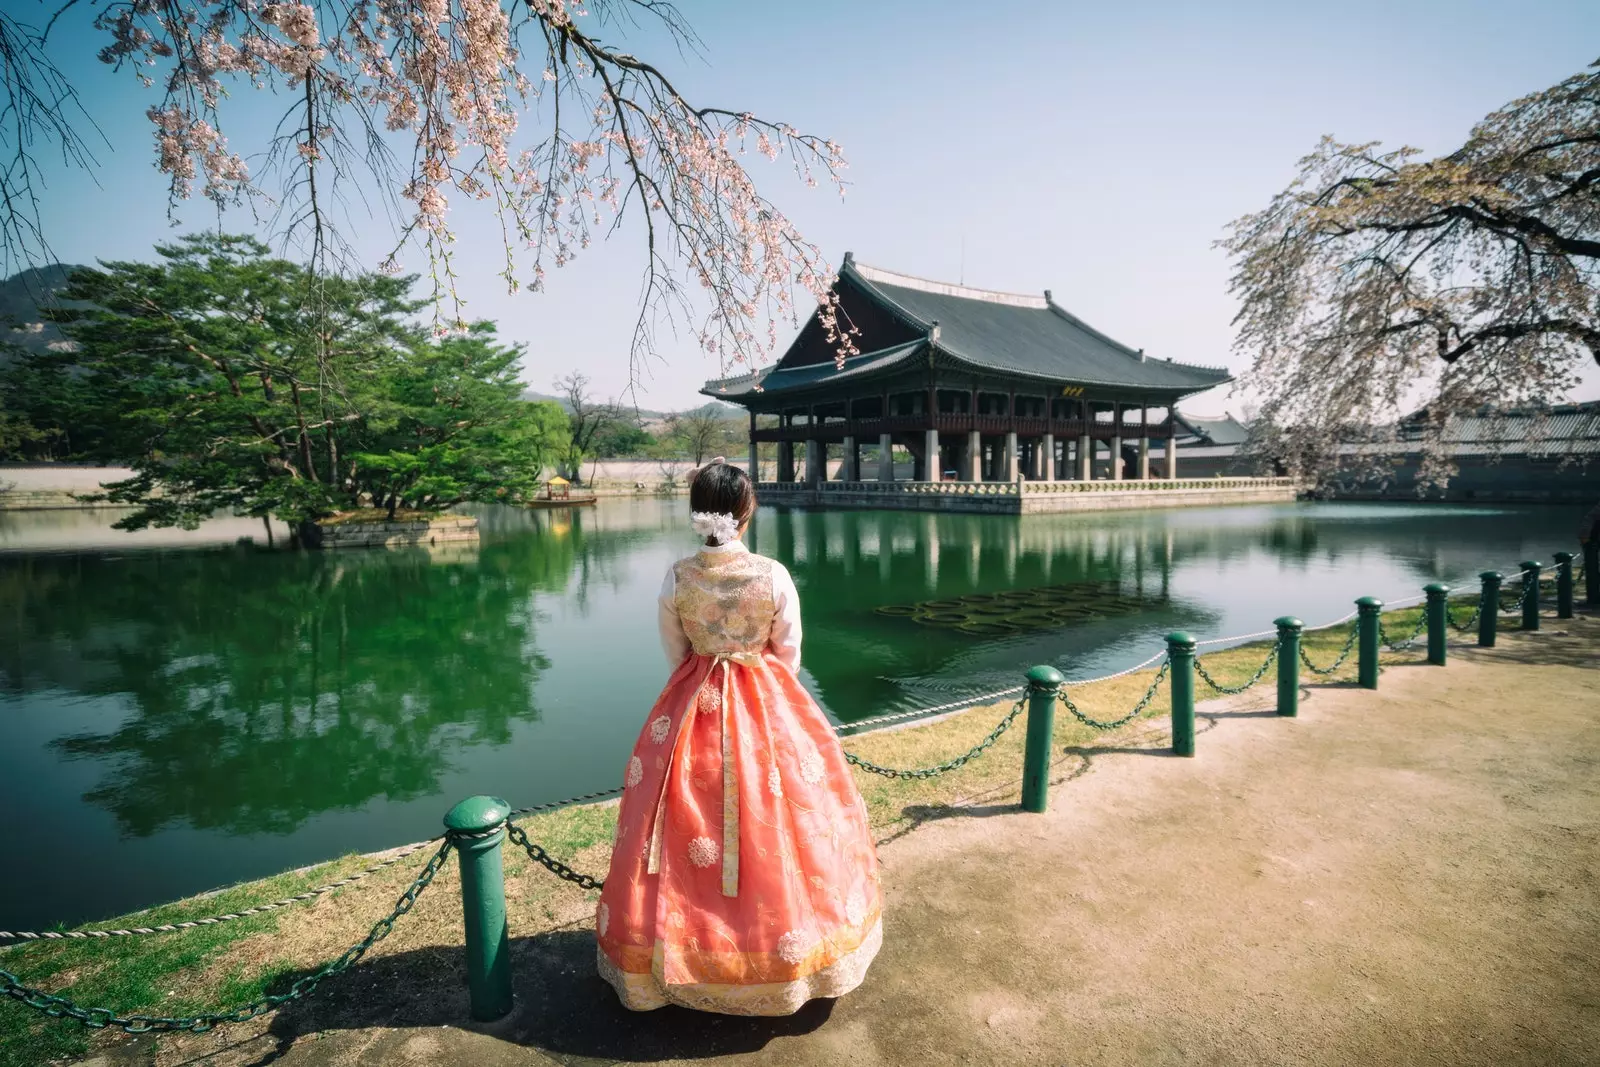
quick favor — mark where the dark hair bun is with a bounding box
[690,461,757,529]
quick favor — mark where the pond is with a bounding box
[0,497,1582,930]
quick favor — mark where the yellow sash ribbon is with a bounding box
[646,650,764,897]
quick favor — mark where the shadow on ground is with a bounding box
[233,929,834,1066]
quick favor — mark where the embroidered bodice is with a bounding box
[673,550,776,656]
[657,541,802,671]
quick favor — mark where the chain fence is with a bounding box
[1379,614,1427,652]
[1299,624,1359,676]
[1060,660,1170,730]
[842,694,1028,779]
[0,838,453,1035]
[1448,601,1482,632]
[1194,642,1279,695]
[505,822,605,891]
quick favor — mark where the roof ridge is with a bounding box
[853,261,1049,310]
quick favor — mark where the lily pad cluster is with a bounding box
[874,582,1153,637]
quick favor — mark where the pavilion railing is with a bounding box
[756,476,1299,496]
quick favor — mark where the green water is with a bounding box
[0,497,1580,929]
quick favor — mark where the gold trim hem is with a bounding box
[597,919,882,1016]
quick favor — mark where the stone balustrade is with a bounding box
[754,476,1302,514]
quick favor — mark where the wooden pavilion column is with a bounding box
[1110,402,1124,482]
[923,427,940,483]
[777,414,795,483]
[966,429,982,481]
[842,434,858,481]
[878,433,894,482]
[1078,398,1092,480]
[748,411,759,480]
[1171,406,1184,476]
[1138,405,1151,480]
[1042,432,1056,481]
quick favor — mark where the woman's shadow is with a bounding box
[256,926,834,1065]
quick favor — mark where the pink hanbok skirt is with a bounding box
[595,649,883,1015]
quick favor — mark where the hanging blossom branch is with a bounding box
[0,5,104,275]
[80,0,857,378]
[1219,60,1599,491]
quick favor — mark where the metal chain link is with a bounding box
[0,839,452,1034]
[1378,614,1427,652]
[1447,601,1482,632]
[0,841,441,943]
[504,821,605,891]
[1501,569,1546,614]
[1060,659,1170,730]
[843,694,1028,780]
[1194,642,1279,695]
[1299,624,1358,676]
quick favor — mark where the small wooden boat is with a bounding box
[526,495,597,508]
[527,476,597,507]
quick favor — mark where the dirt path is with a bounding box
[83,616,1600,1067]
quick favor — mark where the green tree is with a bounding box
[351,324,569,518]
[20,234,564,532]
[591,417,653,458]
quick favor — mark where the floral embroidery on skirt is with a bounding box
[595,651,883,1016]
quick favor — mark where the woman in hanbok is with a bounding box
[595,459,883,1015]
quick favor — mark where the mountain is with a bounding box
[0,263,93,365]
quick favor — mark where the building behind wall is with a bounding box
[1170,412,1264,477]
[1337,402,1599,504]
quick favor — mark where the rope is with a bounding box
[0,841,441,943]
[837,684,1027,734]
[0,840,451,1034]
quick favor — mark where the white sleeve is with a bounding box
[768,563,802,672]
[659,565,691,667]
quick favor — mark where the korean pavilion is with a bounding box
[702,254,1233,488]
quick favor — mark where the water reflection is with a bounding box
[2,540,562,837]
[0,498,1577,929]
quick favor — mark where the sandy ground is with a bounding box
[78,614,1600,1067]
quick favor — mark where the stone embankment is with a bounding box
[0,465,130,510]
[307,515,479,549]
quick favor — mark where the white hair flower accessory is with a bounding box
[691,511,740,545]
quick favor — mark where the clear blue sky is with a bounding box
[30,0,1600,413]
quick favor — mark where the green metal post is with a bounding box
[1356,597,1382,690]
[443,795,514,1021]
[1519,560,1541,632]
[1586,540,1599,606]
[1167,632,1196,757]
[1424,583,1449,666]
[1274,616,1302,717]
[1478,571,1501,648]
[1553,552,1574,620]
[1020,665,1064,813]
